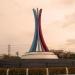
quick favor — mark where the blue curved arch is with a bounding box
[29,9,38,52]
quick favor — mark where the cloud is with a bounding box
[62,12,75,28]
[66,39,75,45]
[61,0,75,5]
[50,0,75,6]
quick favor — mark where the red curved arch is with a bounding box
[38,9,49,52]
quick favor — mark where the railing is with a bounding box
[0,59,75,68]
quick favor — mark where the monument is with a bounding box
[21,8,58,59]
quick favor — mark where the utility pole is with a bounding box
[8,44,11,56]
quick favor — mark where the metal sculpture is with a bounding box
[29,8,49,52]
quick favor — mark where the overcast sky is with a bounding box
[0,0,75,55]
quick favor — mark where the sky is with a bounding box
[0,0,75,56]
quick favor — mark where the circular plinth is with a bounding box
[21,52,58,59]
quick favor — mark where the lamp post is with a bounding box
[6,68,9,75]
[26,68,29,75]
[46,68,49,75]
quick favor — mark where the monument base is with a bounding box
[21,52,58,59]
